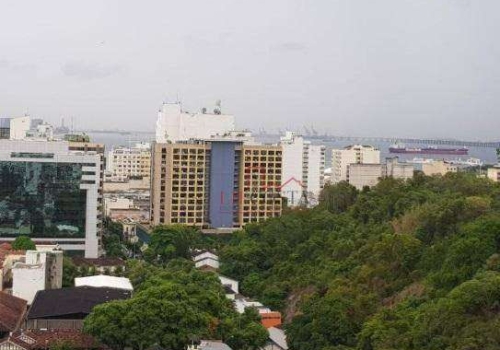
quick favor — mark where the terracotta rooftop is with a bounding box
[0,244,25,269]
[1,329,109,349]
[0,292,27,333]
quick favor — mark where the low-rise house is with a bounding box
[0,292,27,338]
[218,275,239,295]
[72,257,126,274]
[262,327,288,350]
[260,311,282,329]
[0,330,108,350]
[193,252,220,270]
[26,287,131,330]
[187,340,233,350]
[75,275,133,291]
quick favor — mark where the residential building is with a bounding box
[260,312,283,329]
[0,140,103,258]
[0,292,27,338]
[74,275,133,291]
[26,287,131,330]
[219,275,239,295]
[421,160,458,176]
[193,251,220,270]
[331,145,380,183]
[386,157,415,179]
[487,167,500,182]
[0,330,107,350]
[156,101,235,143]
[263,327,288,350]
[187,340,233,350]
[150,139,282,229]
[12,250,63,305]
[347,158,414,190]
[106,142,151,181]
[347,163,384,190]
[280,132,325,207]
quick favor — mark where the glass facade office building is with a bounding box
[0,140,103,258]
[0,161,87,238]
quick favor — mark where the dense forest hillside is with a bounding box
[219,173,500,350]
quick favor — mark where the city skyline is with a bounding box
[1,1,500,139]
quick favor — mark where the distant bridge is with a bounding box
[317,136,500,149]
[258,133,500,149]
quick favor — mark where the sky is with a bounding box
[1,0,499,140]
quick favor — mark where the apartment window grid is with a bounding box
[169,146,208,226]
[241,147,282,224]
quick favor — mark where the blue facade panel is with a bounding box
[209,141,238,228]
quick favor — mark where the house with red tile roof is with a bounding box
[0,292,27,338]
[0,330,108,350]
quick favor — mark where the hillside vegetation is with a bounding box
[219,173,500,350]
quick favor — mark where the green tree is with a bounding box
[319,182,358,214]
[11,235,36,250]
[85,263,267,350]
[144,225,202,264]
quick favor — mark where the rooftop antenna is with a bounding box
[214,99,222,115]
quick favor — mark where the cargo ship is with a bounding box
[389,144,468,155]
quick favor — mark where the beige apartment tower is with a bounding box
[151,140,282,229]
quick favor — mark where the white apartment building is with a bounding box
[421,160,458,176]
[156,101,235,142]
[347,157,414,190]
[0,140,103,258]
[280,132,326,207]
[106,142,151,181]
[12,249,63,304]
[331,145,381,183]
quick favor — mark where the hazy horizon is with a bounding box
[1,1,500,140]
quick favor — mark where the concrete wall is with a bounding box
[422,161,458,176]
[12,250,63,304]
[348,164,384,190]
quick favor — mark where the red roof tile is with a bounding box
[0,292,27,333]
[2,330,109,349]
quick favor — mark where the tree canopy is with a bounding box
[84,260,267,350]
[11,235,36,250]
[217,173,500,350]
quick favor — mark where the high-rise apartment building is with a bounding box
[106,143,151,181]
[151,139,282,229]
[331,145,381,183]
[0,140,103,258]
[280,132,325,207]
[156,102,235,143]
